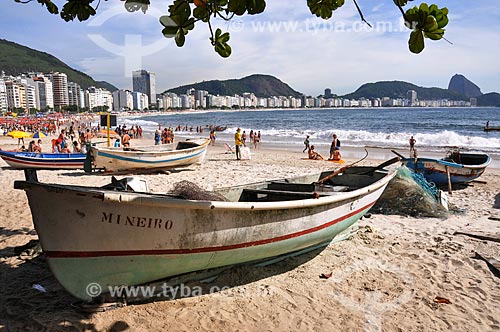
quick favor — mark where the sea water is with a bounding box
[123,107,500,157]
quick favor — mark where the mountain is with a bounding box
[166,74,303,98]
[343,81,466,101]
[448,74,482,98]
[0,39,117,91]
[477,92,500,107]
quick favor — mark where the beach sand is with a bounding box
[0,134,499,332]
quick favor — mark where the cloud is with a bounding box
[1,0,499,96]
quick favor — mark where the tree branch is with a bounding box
[352,0,372,28]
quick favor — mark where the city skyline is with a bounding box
[1,1,500,96]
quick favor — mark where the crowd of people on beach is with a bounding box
[233,128,262,160]
[304,133,342,161]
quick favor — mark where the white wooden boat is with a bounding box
[89,138,210,173]
[15,164,396,301]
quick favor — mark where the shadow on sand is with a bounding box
[494,193,500,209]
[0,236,325,331]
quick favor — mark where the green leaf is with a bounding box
[246,0,266,15]
[215,42,232,57]
[409,30,425,53]
[307,0,345,20]
[423,16,437,31]
[175,29,186,47]
[124,0,150,14]
[193,6,210,21]
[424,28,444,40]
[228,0,247,15]
[393,0,408,6]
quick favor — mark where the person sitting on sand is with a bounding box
[27,140,36,152]
[73,141,82,153]
[308,145,324,160]
[34,139,42,153]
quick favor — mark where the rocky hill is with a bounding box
[166,74,303,98]
[342,80,466,101]
[0,39,117,91]
[448,74,482,98]
[477,92,500,107]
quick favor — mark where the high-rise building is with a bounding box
[0,79,7,112]
[5,81,26,110]
[132,70,156,106]
[112,89,134,111]
[47,72,69,108]
[86,87,113,111]
[28,75,54,110]
[324,88,333,98]
[68,82,82,108]
[407,90,417,106]
[132,91,149,110]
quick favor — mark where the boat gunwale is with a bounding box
[401,154,491,170]
[14,168,396,211]
[91,139,210,157]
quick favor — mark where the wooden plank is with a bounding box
[454,231,500,244]
[242,188,331,198]
[474,252,500,279]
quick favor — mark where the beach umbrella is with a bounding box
[7,130,31,139]
[31,131,48,138]
[98,129,118,137]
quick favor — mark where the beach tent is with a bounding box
[7,130,31,139]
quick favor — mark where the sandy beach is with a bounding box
[0,133,499,332]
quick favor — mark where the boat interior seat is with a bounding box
[267,181,349,193]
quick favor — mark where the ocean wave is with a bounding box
[221,127,500,152]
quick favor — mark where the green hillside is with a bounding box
[166,74,303,98]
[343,81,466,101]
[477,92,500,107]
[0,39,117,91]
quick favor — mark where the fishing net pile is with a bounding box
[372,166,448,218]
[169,181,227,201]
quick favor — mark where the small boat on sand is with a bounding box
[89,138,210,173]
[400,150,491,185]
[15,162,397,300]
[0,150,86,170]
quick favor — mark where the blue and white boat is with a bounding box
[89,138,210,173]
[401,151,491,185]
[0,150,86,170]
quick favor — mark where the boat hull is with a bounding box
[18,170,394,300]
[401,155,490,184]
[90,139,210,172]
[0,150,85,170]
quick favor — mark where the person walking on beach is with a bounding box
[209,130,216,146]
[303,135,310,153]
[329,134,341,160]
[409,136,416,157]
[253,131,261,149]
[234,128,243,160]
[242,130,247,147]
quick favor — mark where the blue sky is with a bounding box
[1,1,500,96]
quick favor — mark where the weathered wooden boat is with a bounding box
[0,150,86,170]
[400,150,491,185]
[15,163,396,300]
[89,138,210,173]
